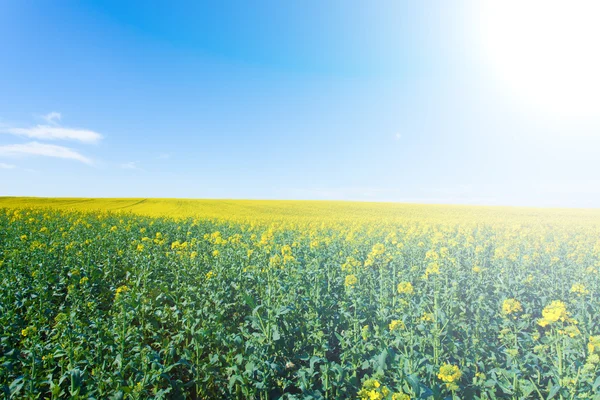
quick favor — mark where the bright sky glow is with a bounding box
[475,0,600,120]
[0,1,598,207]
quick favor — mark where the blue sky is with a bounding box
[1,1,599,207]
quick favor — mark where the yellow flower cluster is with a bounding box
[438,363,462,390]
[557,325,581,338]
[502,299,523,316]
[588,336,600,354]
[357,379,390,400]
[345,274,358,288]
[423,262,440,279]
[21,326,37,337]
[570,283,589,296]
[115,285,129,299]
[364,243,386,268]
[389,319,405,331]
[420,312,434,322]
[397,281,414,295]
[538,300,569,327]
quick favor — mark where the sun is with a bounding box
[473,0,600,119]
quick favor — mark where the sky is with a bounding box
[1,0,599,207]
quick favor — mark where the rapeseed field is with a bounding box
[1,198,599,399]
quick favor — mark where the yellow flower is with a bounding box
[389,319,405,331]
[357,379,388,400]
[391,393,411,400]
[423,262,440,279]
[212,249,220,257]
[472,266,482,273]
[206,270,215,279]
[538,300,569,327]
[79,277,89,285]
[344,274,358,288]
[370,244,385,257]
[20,234,28,241]
[570,283,589,296]
[361,325,369,341]
[136,244,144,252]
[502,299,523,316]
[397,281,414,295]
[438,363,462,384]
[589,336,600,354]
[558,325,581,338]
[420,312,434,322]
[364,243,386,267]
[115,285,129,298]
[21,326,37,337]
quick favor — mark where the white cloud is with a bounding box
[42,112,62,124]
[0,162,16,169]
[0,142,92,164]
[120,161,142,170]
[2,125,103,144]
[394,133,402,140]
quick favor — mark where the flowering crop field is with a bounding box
[1,198,600,399]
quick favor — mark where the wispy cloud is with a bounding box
[120,161,142,170]
[41,112,61,124]
[0,142,92,164]
[1,125,103,144]
[394,133,402,140]
[0,162,16,169]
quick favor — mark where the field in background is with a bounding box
[1,198,600,399]
[2,196,600,224]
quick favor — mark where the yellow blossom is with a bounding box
[115,285,129,298]
[344,274,358,288]
[589,336,600,354]
[438,363,462,390]
[420,312,434,322]
[502,299,523,316]
[397,281,414,295]
[389,319,405,331]
[21,326,37,337]
[570,283,589,296]
[538,300,569,327]
[423,262,440,279]
[558,325,581,338]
